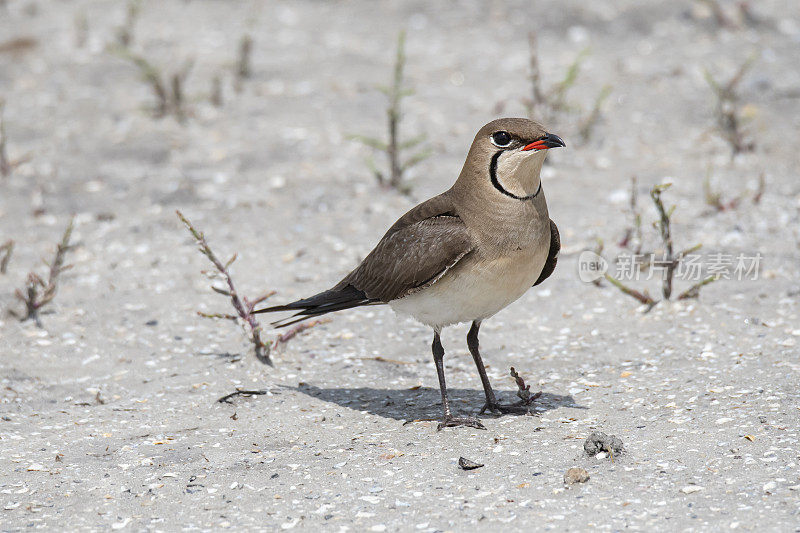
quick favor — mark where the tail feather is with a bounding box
[254,284,381,328]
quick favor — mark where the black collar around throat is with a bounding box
[489,150,543,201]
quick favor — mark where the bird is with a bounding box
[255,118,564,430]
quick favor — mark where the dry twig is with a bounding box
[177,210,273,364]
[350,30,431,194]
[13,218,75,326]
[509,367,542,406]
[273,319,329,352]
[217,388,267,404]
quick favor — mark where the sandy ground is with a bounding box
[1,0,800,531]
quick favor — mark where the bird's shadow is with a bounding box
[293,384,585,421]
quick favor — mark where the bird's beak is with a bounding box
[522,133,566,151]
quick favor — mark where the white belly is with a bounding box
[389,246,549,328]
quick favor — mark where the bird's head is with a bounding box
[458,118,565,200]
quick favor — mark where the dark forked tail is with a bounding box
[253,284,381,328]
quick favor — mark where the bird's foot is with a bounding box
[437,415,486,431]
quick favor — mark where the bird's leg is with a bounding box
[432,328,485,430]
[467,321,535,415]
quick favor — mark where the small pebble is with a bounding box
[564,467,590,485]
[458,457,483,470]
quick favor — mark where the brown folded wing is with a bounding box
[336,193,474,302]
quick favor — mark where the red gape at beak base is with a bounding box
[522,140,548,151]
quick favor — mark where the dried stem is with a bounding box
[0,239,13,274]
[237,34,253,83]
[579,84,612,142]
[704,54,757,155]
[524,32,546,119]
[509,367,541,405]
[0,98,10,177]
[618,176,643,253]
[274,318,329,352]
[651,184,676,299]
[177,210,273,365]
[217,388,267,404]
[752,172,765,204]
[14,218,75,326]
[115,0,141,47]
[603,273,657,309]
[112,47,192,120]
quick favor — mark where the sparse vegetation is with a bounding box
[177,211,327,363]
[112,47,193,120]
[350,30,431,195]
[597,184,717,310]
[177,210,274,365]
[704,168,767,212]
[13,218,75,326]
[524,33,590,121]
[524,32,611,142]
[696,0,761,29]
[704,55,757,155]
[579,84,613,142]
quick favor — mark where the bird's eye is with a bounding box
[491,131,512,147]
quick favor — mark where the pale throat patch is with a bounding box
[496,150,546,197]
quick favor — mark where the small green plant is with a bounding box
[350,30,431,194]
[112,47,193,121]
[523,32,592,120]
[704,54,757,155]
[524,32,610,142]
[13,218,75,326]
[579,84,613,142]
